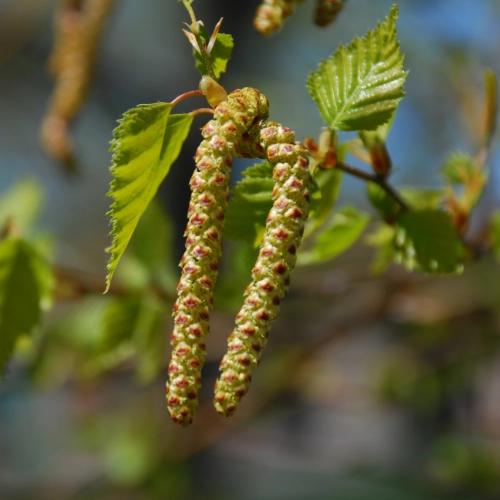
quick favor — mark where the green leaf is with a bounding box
[308,167,343,231]
[106,104,193,291]
[224,162,275,244]
[399,187,444,210]
[367,182,401,220]
[116,200,177,293]
[0,238,53,375]
[299,206,371,265]
[441,152,478,185]
[359,111,396,144]
[194,26,233,79]
[365,223,396,275]
[215,242,259,312]
[0,179,43,235]
[41,293,167,383]
[394,210,464,274]
[307,4,407,131]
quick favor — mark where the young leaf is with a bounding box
[298,205,371,265]
[194,25,233,79]
[224,162,275,244]
[106,104,193,291]
[0,238,53,376]
[441,152,478,185]
[307,4,407,131]
[394,210,464,274]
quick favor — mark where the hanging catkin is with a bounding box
[314,0,346,27]
[166,88,270,427]
[254,0,303,36]
[41,0,115,170]
[214,122,312,417]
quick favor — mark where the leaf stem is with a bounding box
[335,160,410,212]
[171,89,203,107]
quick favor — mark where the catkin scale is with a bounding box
[214,122,312,417]
[166,88,269,427]
[254,0,303,36]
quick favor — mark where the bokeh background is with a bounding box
[1,0,500,498]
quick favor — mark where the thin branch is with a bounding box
[171,89,203,107]
[335,160,410,212]
[190,107,214,117]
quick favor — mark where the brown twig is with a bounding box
[335,160,410,212]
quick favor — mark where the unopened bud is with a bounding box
[199,75,228,108]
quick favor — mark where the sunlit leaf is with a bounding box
[307,4,407,131]
[106,104,193,291]
[194,25,233,78]
[393,210,464,274]
[299,206,371,265]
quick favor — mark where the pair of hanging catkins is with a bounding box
[165,80,312,426]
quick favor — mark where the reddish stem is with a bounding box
[190,107,215,117]
[171,89,203,107]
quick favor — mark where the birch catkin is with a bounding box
[214,122,312,417]
[166,88,269,426]
[254,0,303,36]
[314,0,346,27]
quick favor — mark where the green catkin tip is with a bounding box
[214,121,312,417]
[166,88,269,427]
[253,0,303,36]
[314,0,347,27]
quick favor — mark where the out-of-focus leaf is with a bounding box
[299,206,371,265]
[224,162,275,244]
[441,152,478,185]
[0,238,53,375]
[194,25,233,78]
[365,223,395,275]
[367,182,400,220]
[116,200,177,293]
[308,167,343,230]
[400,187,444,210]
[307,5,407,131]
[393,210,464,274]
[38,294,167,383]
[215,242,259,312]
[106,104,193,291]
[0,179,43,235]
